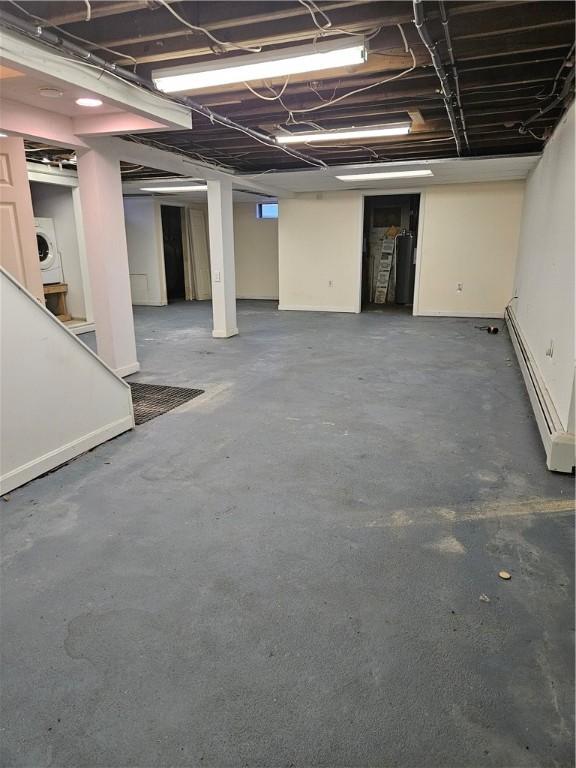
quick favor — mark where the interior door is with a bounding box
[188,208,212,300]
[0,137,44,302]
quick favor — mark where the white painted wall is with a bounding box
[415,181,525,317]
[123,196,167,306]
[30,182,88,319]
[278,192,363,312]
[0,268,133,494]
[511,105,575,432]
[233,203,279,299]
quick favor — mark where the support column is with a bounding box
[207,179,238,338]
[77,143,139,376]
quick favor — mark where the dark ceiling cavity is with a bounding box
[3,0,575,173]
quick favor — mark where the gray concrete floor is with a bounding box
[2,301,574,768]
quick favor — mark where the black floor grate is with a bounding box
[129,382,204,425]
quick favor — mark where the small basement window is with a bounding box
[256,202,278,219]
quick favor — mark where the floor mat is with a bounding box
[129,382,204,425]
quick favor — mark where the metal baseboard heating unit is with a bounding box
[506,308,575,473]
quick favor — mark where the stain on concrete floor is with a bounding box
[1,301,574,767]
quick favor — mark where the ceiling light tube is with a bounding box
[335,169,434,181]
[140,185,208,192]
[152,39,366,94]
[276,124,411,144]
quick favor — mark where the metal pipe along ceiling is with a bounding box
[412,0,462,156]
[438,0,470,153]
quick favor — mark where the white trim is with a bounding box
[279,304,358,313]
[71,186,94,324]
[237,295,279,300]
[0,417,133,495]
[68,321,95,335]
[412,190,426,316]
[132,299,168,307]
[506,307,574,473]
[212,328,238,338]
[0,28,191,130]
[417,310,504,318]
[114,361,141,378]
[27,164,78,187]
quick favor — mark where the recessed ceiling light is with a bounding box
[76,97,103,107]
[276,124,411,144]
[152,39,366,93]
[139,185,208,193]
[335,169,434,181]
[39,87,64,98]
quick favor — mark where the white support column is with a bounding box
[77,143,140,376]
[207,179,238,338]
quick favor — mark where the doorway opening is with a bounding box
[161,205,186,302]
[361,194,420,311]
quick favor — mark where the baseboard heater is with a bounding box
[506,307,575,473]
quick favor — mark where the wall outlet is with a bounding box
[213,270,221,283]
[457,282,463,292]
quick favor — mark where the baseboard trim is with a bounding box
[212,328,239,338]
[237,295,279,301]
[68,321,96,335]
[279,304,359,314]
[415,310,504,318]
[506,308,575,473]
[115,362,141,378]
[0,416,134,495]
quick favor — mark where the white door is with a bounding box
[188,208,211,300]
[0,137,44,302]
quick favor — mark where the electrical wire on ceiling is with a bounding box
[240,20,416,135]
[157,0,262,54]
[9,0,138,65]
[0,7,329,170]
[282,26,416,115]
[298,0,383,41]
[243,76,291,101]
[547,42,575,98]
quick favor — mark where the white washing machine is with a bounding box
[35,217,64,284]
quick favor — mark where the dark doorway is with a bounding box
[161,205,185,302]
[362,194,420,311]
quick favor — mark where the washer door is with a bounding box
[36,231,56,271]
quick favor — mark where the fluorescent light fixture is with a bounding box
[0,132,7,138]
[76,97,103,107]
[153,39,366,94]
[140,185,208,193]
[276,124,411,144]
[335,169,434,181]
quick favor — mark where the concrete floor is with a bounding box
[2,301,574,768]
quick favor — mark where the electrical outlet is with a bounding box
[457,282,463,292]
[213,270,221,283]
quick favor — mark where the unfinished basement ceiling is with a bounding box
[5,0,575,172]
